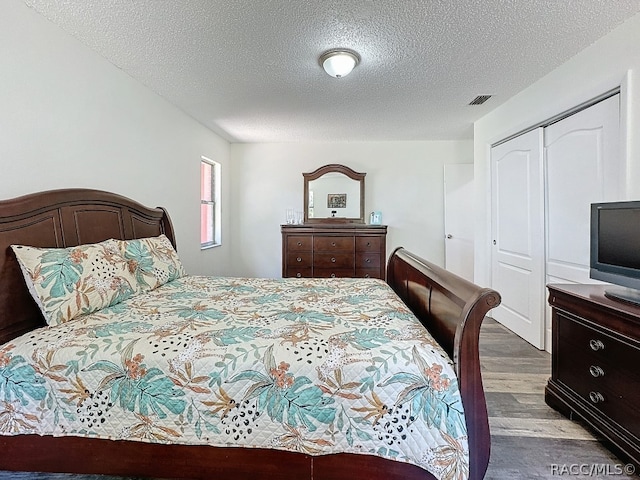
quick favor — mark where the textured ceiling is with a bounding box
[22,0,640,143]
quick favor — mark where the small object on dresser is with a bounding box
[370,211,382,225]
[286,208,295,224]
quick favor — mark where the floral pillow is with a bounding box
[11,239,139,326]
[119,234,185,292]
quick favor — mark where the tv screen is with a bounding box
[591,201,640,304]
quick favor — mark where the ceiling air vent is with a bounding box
[469,95,492,105]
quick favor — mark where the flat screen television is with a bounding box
[591,200,640,305]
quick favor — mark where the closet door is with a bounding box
[491,128,545,349]
[544,94,621,347]
[545,94,621,284]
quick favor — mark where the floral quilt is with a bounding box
[0,276,468,480]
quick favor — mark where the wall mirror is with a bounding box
[303,164,365,223]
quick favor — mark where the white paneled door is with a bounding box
[545,95,621,285]
[444,164,474,282]
[490,94,622,351]
[544,94,621,347]
[491,128,545,349]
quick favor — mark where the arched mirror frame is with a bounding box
[303,164,366,224]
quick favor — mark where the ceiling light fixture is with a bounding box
[319,49,360,78]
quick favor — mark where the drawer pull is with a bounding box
[296,273,302,278]
[365,258,371,263]
[589,391,605,404]
[331,241,336,247]
[366,241,371,247]
[296,257,302,262]
[364,273,370,278]
[297,241,302,246]
[330,273,336,278]
[589,365,605,378]
[331,257,336,263]
[589,339,605,351]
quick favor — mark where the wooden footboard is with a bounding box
[386,247,501,480]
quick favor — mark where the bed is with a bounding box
[0,188,500,480]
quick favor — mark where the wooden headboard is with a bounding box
[0,189,175,344]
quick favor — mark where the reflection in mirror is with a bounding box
[308,173,360,219]
[303,164,365,224]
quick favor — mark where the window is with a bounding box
[200,157,221,248]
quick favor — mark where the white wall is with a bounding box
[1,1,233,276]
[1,2,472,281]
[230,141,472,278]
[473,12,640,287]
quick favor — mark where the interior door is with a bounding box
[491,128,545,349]
[544,94,621,347]
[444,163,474,282]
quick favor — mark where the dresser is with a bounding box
[281,224,387,279]
[545,284,640,466]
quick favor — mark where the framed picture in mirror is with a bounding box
[327,193,347,208]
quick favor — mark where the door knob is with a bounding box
[446,234,453,239]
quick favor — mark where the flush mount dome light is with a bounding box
[319,49,360,78]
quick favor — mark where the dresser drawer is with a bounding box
[356,236,381,252]
[287,236,312,252]
[314,268,355,278]
[557,312,640,382]
[556,345,640,437]
[356,252,380,269]
[314,253,354,269]
[314,236,354,252]
[286,252,312,268]
[556,312,640,437]
[286,267,313,278]
[355,268,382,279]
[282,225,387,279]
[546,284,640,466]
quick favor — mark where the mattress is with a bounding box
[0,276,468,480]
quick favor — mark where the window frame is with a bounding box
[200,156,221,249]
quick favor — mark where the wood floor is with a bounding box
[0,318,634,479]
[481,318,636,479]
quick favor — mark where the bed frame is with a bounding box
[0,188,500,480]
